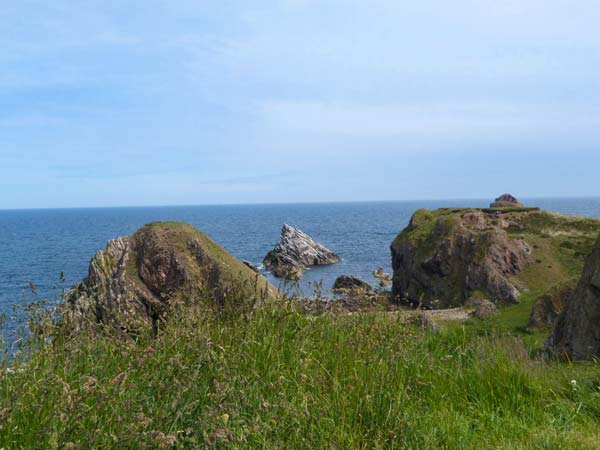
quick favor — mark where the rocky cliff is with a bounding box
[263,224,341,279]
[391,208,600,309]
[546,236,600,359]
[66,222,277,332]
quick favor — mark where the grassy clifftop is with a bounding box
[391,207,600,309]
[67,222,277,332]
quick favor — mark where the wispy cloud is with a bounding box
[2,0,600,207]
[257,100,600,141]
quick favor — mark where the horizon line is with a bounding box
[2,195,600,212]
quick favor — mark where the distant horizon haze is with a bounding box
[2,194,600,212]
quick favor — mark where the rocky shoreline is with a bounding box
[65,195,600,360]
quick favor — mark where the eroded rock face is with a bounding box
[490,193,524,209]
[67,222,277,331]
[332,276,372,294]
[546,237,600,359]
[263,224,341,279]
[391,209,532,308]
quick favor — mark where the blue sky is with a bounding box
[1,0,599,209]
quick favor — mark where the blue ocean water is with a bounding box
[2,198,600,323]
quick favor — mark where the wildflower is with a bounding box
[571,379,577,390]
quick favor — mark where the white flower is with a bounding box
[571,379,577,386]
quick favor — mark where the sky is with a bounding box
[1,0,600,209]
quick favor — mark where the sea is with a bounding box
[2,198,600,333]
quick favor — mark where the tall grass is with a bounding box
[1,299,599,449]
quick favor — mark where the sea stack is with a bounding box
[490,193,524,208]
[263,224,341,280]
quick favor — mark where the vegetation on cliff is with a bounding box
[547,234,600,359]
[391,208,600,309]
[66,222,277,332]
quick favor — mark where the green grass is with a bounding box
[1,299,600,449]
[481,207,541,214]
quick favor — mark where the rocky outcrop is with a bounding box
[66,222,277,332]
[332,276,372,294]
[391,209,532,308]
[406,312,439,332]
[466,297,498,319]
[373,268,393,287]
[490,193,524,209]
[529,279,576,328]
[263,224,341,279]
[546,236,600,359]
[391,207,600,310]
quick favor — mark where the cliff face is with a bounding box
[391,208,600,309]
[391,209,531,308]
[67,222,277,331]
[546,236,600,359]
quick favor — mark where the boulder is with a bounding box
[466,297,498,319]
[373,268,388,278]
[66,222,277,332]
[407,312,438,332]
[490,193,524,209]
[332,275,372,294]
[373,268,393,287]
[263,224,341,279]
[529,279,576,328]
[546,236,600,359]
